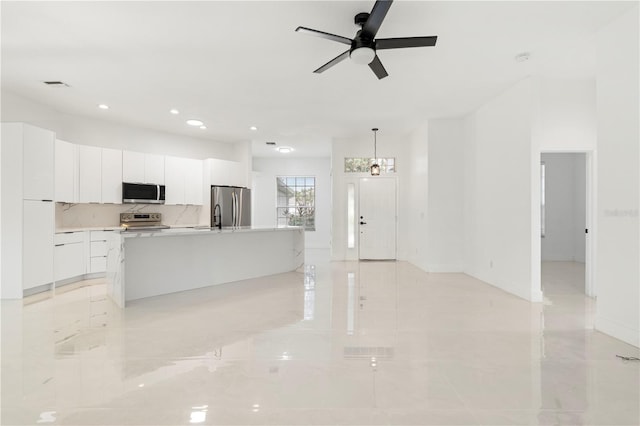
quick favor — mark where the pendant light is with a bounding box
[370,128,380,176]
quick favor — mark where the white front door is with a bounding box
[359,177,396,260]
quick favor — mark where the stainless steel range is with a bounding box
[120,213,170,231]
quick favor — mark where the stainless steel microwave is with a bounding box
[122,182,165,204]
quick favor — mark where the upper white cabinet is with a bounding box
[165,156,203,205]
[145,153,165,184]
[164,156,186,205]
[123,151,164,184]
[55,139,79,203]
[209,158,246,188]
[101,148,122,203]
[78,145,102,203]
[23,125,55,201]
[185,158,204,205]
[122,150,145,182]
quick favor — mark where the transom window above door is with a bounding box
[344,157,396,173]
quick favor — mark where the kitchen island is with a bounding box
[105,226,304,307]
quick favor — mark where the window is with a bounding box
[277,176,315,231]
[344,157,396,173]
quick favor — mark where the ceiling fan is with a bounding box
[295,0,437,80]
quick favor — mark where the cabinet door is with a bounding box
[78,145,102,203]
[144,153,165,184]
[164,156,186,205]
[55,140,78,203]
[185,158,203,205]
[101,148,123,203]
[122,151,145,183]
[23,125,55,201]
[23,200,54,290]
[54,243,85,281]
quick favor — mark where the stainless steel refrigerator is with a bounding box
[211,186,251,228]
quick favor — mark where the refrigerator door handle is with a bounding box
[231,192,237,227]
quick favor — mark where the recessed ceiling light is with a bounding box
[250,126,258,131]
[186,119,204,127]
[98,104,109,110]
[199,125,207,130]
[277,146,293,154]
[170,109,180,115]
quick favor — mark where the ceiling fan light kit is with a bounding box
[295,0,437,80]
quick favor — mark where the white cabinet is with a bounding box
[209,158,246,188]
[54,232,86,281]
[23,125,55,201]
[78,145,102,203]
[164,156,203,205]
[55,140,79,203]
[101,148,122,203]
[145,153,165,184]
[164,156,186,205]
[185,158,203,205]
[123,151,164,184]
[88,231,112,273]
[23,200,54,290]
[122,151,145,182]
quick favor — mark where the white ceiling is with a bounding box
[1,1,635,157]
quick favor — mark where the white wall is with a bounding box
[252,157,331,249]
[425,119,465,272]
[594,6,639,347]
[462,78,540,302]
[405,123,429,270]
[1,91,237,161]
[541,153,586,262]
[537,79,597,151]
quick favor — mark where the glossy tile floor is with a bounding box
[2,253,639,425]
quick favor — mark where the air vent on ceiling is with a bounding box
[43,81,70,87]
[266,142,276,145]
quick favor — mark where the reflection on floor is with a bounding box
[2,252,638,425]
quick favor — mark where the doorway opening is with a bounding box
[540,152,594,299]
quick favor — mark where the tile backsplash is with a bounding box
[56,203,205,230]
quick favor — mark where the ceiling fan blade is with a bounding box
[368,55,389,79]
[362,0,393,39]
[295,26,352,45]
[376,36,438,50]
[314,49,351,74]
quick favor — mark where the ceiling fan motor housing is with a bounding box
[354,12,370,26]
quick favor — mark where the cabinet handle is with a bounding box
[55,244,64,247]
[43,199,53,202]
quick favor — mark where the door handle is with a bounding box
[360,221,367,225]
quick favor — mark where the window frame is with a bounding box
[276,176,316,231]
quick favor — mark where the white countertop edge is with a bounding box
[120,226,303,238]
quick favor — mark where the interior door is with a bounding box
[359,177,396,260]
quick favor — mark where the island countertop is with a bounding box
[119,225,302,238]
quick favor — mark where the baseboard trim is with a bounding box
[595,315,640,348]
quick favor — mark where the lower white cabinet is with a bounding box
[89,231,112,273]
[23,200,54,290]
[54,232,86,281]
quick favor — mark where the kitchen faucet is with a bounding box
[213,203,222,229]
